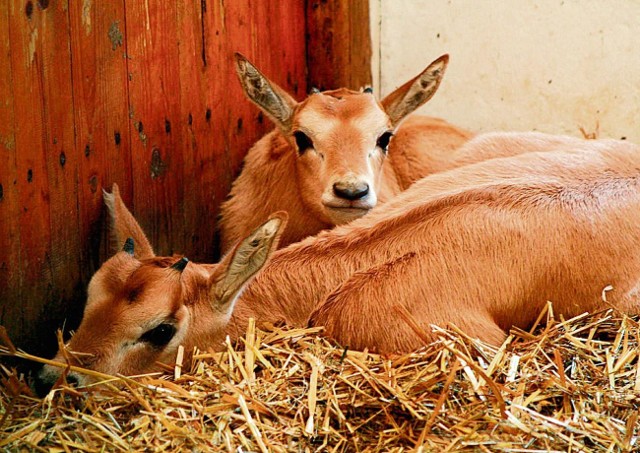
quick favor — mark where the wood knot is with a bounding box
[150,148,168,179]
[88,175,98,193]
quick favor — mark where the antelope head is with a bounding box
[234,52,449,225]
[34,184,286,395]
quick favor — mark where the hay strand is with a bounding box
[1,309,640,451]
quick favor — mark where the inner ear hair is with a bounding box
[210,213,287,311]
[381,54,449,127]
[234,52,297,132]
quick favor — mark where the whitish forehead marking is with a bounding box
[352,105,389,133]
[296,108,341,137]
[296,100,388,138]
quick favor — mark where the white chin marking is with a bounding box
[325,207,370,224]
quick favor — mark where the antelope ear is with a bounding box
[209,212,288,314]
[103,184,155,260]
[381,54,449,127]
[234,52,298,133]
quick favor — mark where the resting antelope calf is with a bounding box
[35,184,287,396]
[218,53,473,252]
[37,133,640,393]
[228,135,640,352]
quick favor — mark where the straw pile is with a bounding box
[1,305,639,452]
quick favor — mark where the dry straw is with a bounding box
[1,304,639,452]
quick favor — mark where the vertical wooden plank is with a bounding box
[210,0,263,181]
[220,0,307,188]
[3,0,83,354]
[125,0,186,256]
[5,0,79,353]
[175,0,224,261]
[37,0,83,340]
[68,0,133,271]
[306,0,372,90]
[6,0,52,351]
[0,1,21,338]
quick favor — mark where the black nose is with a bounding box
[333,181,369,201]
[33,369,80,397]
[33,371,56,398]
[66,374,79,386]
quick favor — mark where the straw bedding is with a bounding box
[1,305,639,452]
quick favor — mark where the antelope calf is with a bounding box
[218,53,473,252]
[35,184,287,396]
[229,134,640,352]
[36,133,640,393]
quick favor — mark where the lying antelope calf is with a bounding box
[229,134,640,352]
[37,134,640,393]
[218,53,473,252]
[35,184,287,395]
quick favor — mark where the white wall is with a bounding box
[371,0,640,141]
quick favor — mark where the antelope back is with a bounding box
[229,136,640,353]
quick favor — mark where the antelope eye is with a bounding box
[128,288,141,302]
[140,323,176,347]
[293,131,313,154]
[376,131,394,153]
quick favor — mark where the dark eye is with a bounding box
[376,131,394,153]
[293,131,313,154]
[128,288,140,302]
[140,323,176,347]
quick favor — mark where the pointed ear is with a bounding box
[234,52,298,133]
[381,54,449,127]
[103,183,155,260]
[209,211,288,314]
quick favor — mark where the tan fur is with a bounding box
[35,189,286,394]
[219,54,473,252]
[103,185,154,259]
[230,133,640,353]
[36,133,640,391]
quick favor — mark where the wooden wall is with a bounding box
[0,0,371,357]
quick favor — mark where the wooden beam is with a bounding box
[305,0,372,91]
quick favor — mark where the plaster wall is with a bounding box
[371,1,640,141]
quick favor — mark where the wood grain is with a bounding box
[306,0,372,91]
[0,0,370,356]
[5,0,56,353]
[0,1,20,347]
[68,0,133,271]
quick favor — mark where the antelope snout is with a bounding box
[321,174,377,224]
[333,180,370,201]
[33,365,83,397]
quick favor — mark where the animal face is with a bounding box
[34,185,286,395]
[290,89,393,225]
[234,53,448,225]
[78,255,193,370]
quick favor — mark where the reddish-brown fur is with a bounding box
[218,54,473,252]
[37,132,640,392]
[230,133,640,352]
[35,186,287,394]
